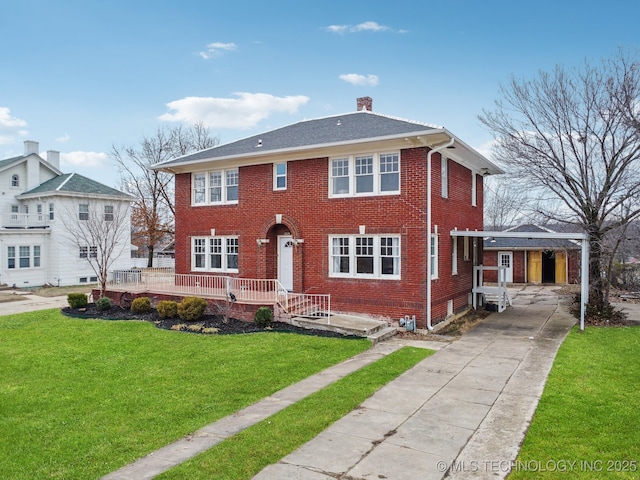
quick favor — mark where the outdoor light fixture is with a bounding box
[256,238,270,247]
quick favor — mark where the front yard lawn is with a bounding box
[511,326,640,479]
[0,309,371,479]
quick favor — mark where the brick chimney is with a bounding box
[357,96,373,112]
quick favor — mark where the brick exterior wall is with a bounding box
[483,249,581,284]
[173,147,484,329]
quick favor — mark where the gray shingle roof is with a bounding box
[156,110,442,167]
[22,173,131,198]
[484,224,581,249]
[0,155,23,170]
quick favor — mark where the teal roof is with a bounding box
[23,173,131,198]
[0,155,23,170]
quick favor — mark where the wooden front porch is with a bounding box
[105,269,394,341]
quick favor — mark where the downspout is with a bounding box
[426,137,455,331]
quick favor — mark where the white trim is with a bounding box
[273,162,287,191]
[329,152,400,198]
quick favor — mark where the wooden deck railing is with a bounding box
[108,269,330,319]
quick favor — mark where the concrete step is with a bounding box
[290,314,388,337]
[367,326,397,344]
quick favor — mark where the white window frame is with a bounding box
[49,203,55,221]
[471,173,477,207]
[273,162,287,190]
[441,156,448,198]
[104,205,114,221]
[8,244,41,269]
[7,246,15,269]
[329,152,400,198]
[192,168,239,206]
[191,236,239,272]
[329,235,401,280]
[451,237,458,275]
[430,228,439,279]
[11,174,19,187]
[79,203,89,221]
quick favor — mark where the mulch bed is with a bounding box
[61,305,358,339]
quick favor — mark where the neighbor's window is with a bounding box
[7,246,15,269]
[34,245,41,267]
[274,162,287,190]
[192,168,239,205]
[330,152,400,197]
[19,246,30,268]
[330,235,400,279]
[79,204,89,221]
[79,246,88,259]
[104,205,114,221]
[11,174,19,187]
[192,236,239,272]
[49,203,54,221]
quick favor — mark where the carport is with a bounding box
[449,229,590,330]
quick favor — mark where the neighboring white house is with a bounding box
[0,140,134,288]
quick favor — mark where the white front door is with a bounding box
[278,235,294,291]
[498,251,513,283]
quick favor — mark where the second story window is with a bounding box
[330,152,400,198]
[79,204,89,221]
[49,203,54,221]
[104,205,114,221]
[274,163,287,190]
[11,174,19,187]
[441,156,449,198]
[193,168,239,205]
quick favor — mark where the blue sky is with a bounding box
[1,0,638,188]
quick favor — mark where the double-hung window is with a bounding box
[79,204,89,221]
[49,203,55,221]
[7,247,15,269]
[193,168,239,205]
[441,156,449,198]
[192,236,239,272]
[19,246,30,268]
[104,205,114,221]
[330,152,400,197]
[330,235,400,279]
[274,163,287,190]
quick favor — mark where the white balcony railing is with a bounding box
[108,269,330,319]
[1,213,49,229]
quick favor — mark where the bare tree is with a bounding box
[480,49,640,302]
[112,122,219,266]
[483,175,532,230]
[59,202,131,297]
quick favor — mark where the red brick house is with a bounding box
[152,98,502,329]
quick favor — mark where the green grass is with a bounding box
[159,346,433,480]
[510,326,640,479]
[0,309,371,479]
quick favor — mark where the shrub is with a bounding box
[131,296,151,314]
[67,293,88,309]
[178,296,208,322]
[157,300,178,319]
[96,297,112,311]
[254,306,273,328]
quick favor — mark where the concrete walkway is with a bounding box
[0,292,70,315]
[98,285,575,480]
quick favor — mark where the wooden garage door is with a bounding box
[528,251,542,284]
[555,250,567,284]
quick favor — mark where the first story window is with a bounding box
[451,237,458,275]
[330,235,400,279]
[79,246,97,259]
[7,245,41,269]
[192,236,239,272]
[430,232,439,279]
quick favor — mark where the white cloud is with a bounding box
[339,73,379,87]
[0,107,28,145]
[199,42,237,59]
[56,133,70,143]
[159,92,310,129]
[325,21,395,34]
[61,151,109,169]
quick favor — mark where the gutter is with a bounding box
[426,137,455,331]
